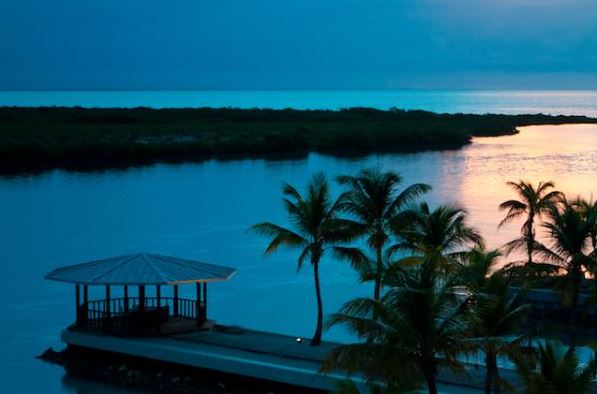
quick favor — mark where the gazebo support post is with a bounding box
[139,285,145,312]
[75,284,80,324]
[105,285,111,320]
[173,285,179,317]
[124,285,129,314]
[196,282,201,325]
[156,285,161,308]
[202,283,207,321]
[82,285,88,326]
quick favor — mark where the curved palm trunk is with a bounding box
[311,259,323,346]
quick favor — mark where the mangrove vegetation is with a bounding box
[1,106,596,173]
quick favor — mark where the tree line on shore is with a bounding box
[251,169,597,394]
[1,106,596,173]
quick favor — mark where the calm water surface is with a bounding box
[0,123,595,391]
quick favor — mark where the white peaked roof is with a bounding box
[44,253,237,285]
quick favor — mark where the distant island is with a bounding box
[0,106,596,173]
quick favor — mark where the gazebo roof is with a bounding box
[44,253,237,285]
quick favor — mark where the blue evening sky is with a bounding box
[1,0,596,90]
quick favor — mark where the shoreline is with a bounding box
[1,106,595,175]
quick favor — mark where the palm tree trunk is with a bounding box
[374,246,382,301]
[568,264,581,349]
[422,359,438,394]
[311,260,323,346]
[493,362,502,394]
[485,350,499,394]
[526,214,534,266]
[425,372,438,394]
[484,350,494,394]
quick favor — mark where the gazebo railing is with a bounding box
[77,296,206,334]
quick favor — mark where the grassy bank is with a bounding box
[1,106,595,173]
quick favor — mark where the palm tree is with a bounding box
[511,342,597,394]
[574,198,597,311]
[389,202,484,270]
[458,248,530,394]
[250,172,352,346]
[323,254,473,394]
[535,199,594,338]
[499,181,563,268]
[335,168,430,300]
[573,197,597,257]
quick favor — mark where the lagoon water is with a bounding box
[0,91,596,393]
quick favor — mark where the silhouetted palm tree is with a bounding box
[499,181,562,268]
[574,198,597,313]
[511,341,597,394]
[250,172,352,346]
[573,197,597,258]
[324,253,473,394]
[535,199,594,338]
[458,248,529,394]
[390,202,484,271]
[335,168,430,300]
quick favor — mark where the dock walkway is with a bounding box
[173,326,335,363]
[62,326,346,391]
[62,325,525,393]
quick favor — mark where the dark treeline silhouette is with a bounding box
[1,106,596,173]
[252,169,597,394]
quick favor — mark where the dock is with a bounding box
[45,253,498,393]
[45,253,355,391]
[62,325,346,391]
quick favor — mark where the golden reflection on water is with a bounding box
[452,124,597,254]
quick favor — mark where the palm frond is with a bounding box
[498,199,527,227]
[333,246,372,277]
[282,182,303,202]
[249,222,306,253]
[386,183,431,219]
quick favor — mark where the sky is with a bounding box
[1,0,596,90]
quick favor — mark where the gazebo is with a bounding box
[45,253,236,335]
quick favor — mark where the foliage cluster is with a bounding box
[252,170,597,393]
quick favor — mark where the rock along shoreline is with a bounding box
[38,346,324,394]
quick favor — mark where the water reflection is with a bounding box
[458,124,597,250]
